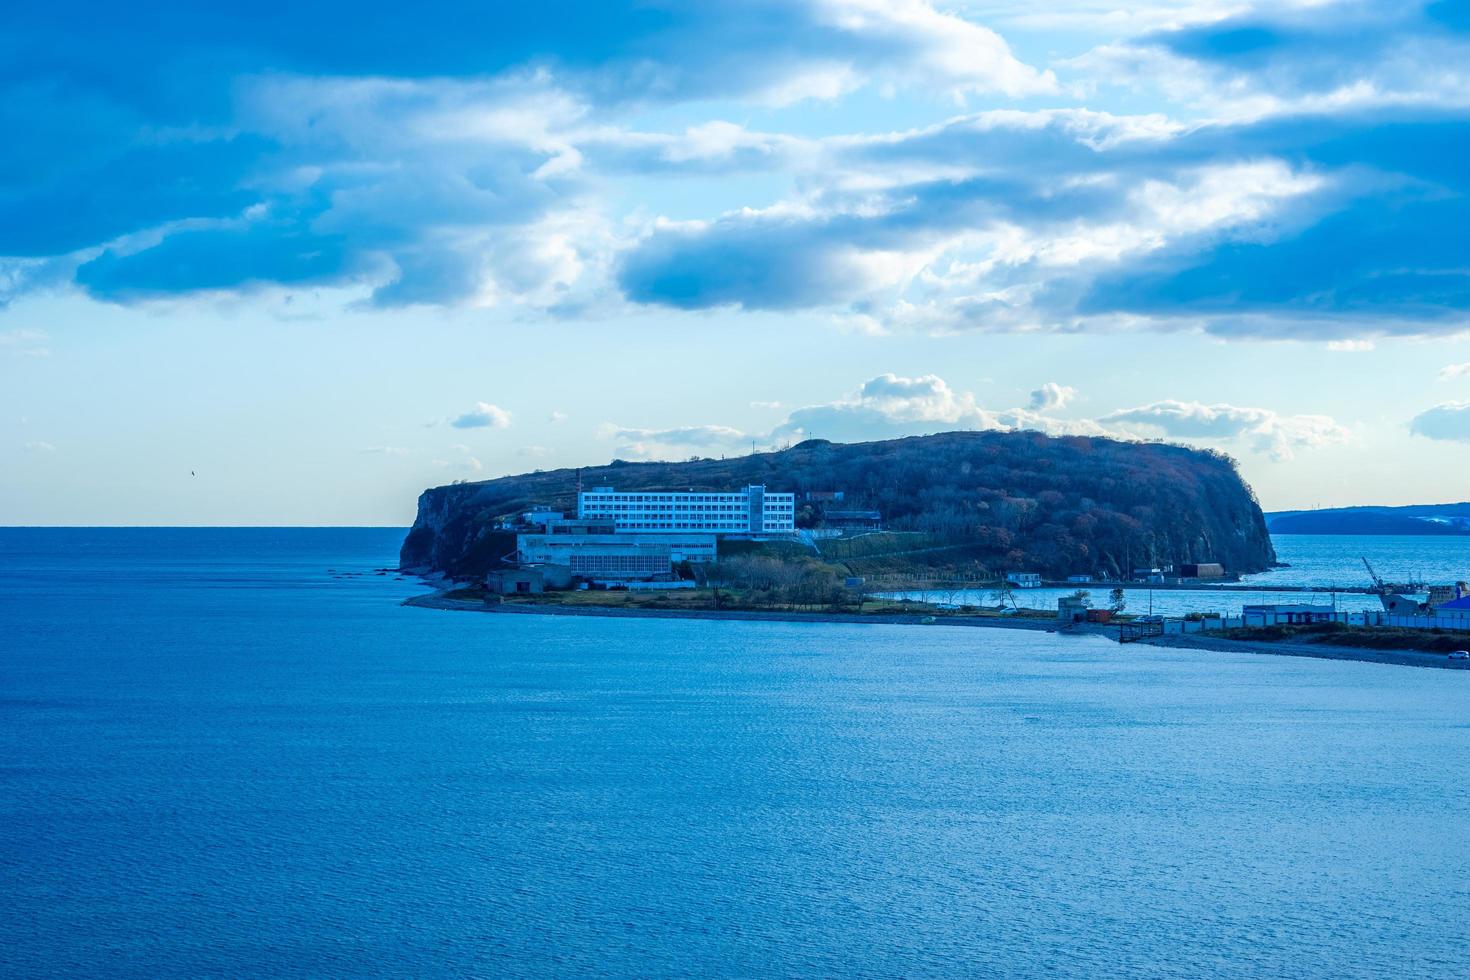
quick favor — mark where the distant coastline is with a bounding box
[1267,503,1470,536]
[403,590,1470,671]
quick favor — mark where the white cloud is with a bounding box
[600,423,751,459]
[548,410,568,422]
[1102,399,1349,460]
[1440,363,1470,381]
[1067,3,1470,124]
[518,445,552,457]
[619,132,1332,335]
[358,446,412,456]
[595,372,1349,463]
[449,402,512,429]
[1410,402,1470,443]
[1327,339,1375,352]
[750,400,785,409]
[432,449,484,472]
[810,0,1058,101]
[856,373,975,422]
[1029,382,1077,411]
[0,329,50,356]
[24,440,56,453]
[774,373,1106,442]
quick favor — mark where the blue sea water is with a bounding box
[2,528,1470,978]
[1249,533,1470,588]
[885,533,1470,617]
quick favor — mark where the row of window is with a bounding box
[583,506,794,514]
[569,554,671,573]
[579,499,799,505]
[583,494,758,502]
[615,522,794,530]
[586,504,748,512]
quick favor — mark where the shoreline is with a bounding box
[403,592,1061,631]
[403,591,1470,671]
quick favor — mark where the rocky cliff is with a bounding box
[401,430,1276,581]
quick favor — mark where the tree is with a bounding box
[1068,589,1092,606]
[1109,587,1126,613]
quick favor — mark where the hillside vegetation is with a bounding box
[401,430,1275,580]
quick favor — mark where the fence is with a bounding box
[1122,608,1470,642]
[1380,612,1470,632]
[1231,610,1470,633]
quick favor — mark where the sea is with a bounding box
[885,534,1470,617]
[2,528,1468,978]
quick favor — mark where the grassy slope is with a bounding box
[1222,622,1470,653]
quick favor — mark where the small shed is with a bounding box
[1241,603,1335,626]
[1058,596,1090,623]
[486,568,544,595]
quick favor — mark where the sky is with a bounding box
[4,0,1470,525]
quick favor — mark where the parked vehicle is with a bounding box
[1449,650,1469,661]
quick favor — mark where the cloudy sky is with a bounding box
[4,0,1470,524]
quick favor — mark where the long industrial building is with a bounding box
[576,485,796,534]
[517,522,718,577]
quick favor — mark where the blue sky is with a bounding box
[4,0,1470,524]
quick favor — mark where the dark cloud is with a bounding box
[0,1,1047,304]
[0,137,269,257]
[618,218,874,311]
[1147,2,1458,97]
[1410,402,1470,442]
[75,221,355,299]
[5,0,1470,339]
[619,99,1470,335]
[1080,115,1470,326]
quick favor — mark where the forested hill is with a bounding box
[401,431,1275,580]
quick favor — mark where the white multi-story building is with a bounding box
[577,485,796,535]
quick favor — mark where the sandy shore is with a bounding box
[1136,632,1469,671]
[403,591,1470,671]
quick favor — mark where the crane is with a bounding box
[1362,556,1386,593]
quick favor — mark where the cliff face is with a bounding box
[401,431,1276,581]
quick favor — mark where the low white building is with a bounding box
[1006,572,1042,588]
[577,485,795,535]
[517,532,717,578]
[1241,604,1336,626]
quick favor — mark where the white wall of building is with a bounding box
[577,485,795,534]
[518,532,718,566]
